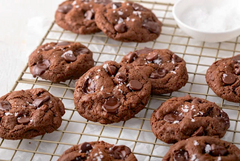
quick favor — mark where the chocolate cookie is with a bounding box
[150,95,230,143]
[57,141,137,161]
[95,1,162,42]
[206,54,240,103]
[120,48,188,95]
[163,136,240,161]
[74,61,151,124]
[0,88,65,139]
[55,0,111,34]
[28,41,94,83]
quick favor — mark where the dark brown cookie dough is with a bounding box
[150,95,230,143]
[120,48,188,95]
[163,136,240,161]
[28,41,94,83]
[55,0,111,34]
[95,1,162,42]
[206,54,240,103]
[57,141,137,161]
[74,61,151,124]
[0,88,65,140]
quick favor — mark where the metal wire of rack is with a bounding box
[1,0,240,160]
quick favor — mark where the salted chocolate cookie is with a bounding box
[150,95,230,143]
[163,136,240,161]
[74,61,151,124]
[206,54,240,103]
[95,1,162,42]
[0,88,65,140]
[58,141,137,161]
[28,41,94,83]
[120,48,188,95]
[55,0,111,34]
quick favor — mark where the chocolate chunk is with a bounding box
[80,142,93,153]
[234,64,240,75]
[135,47,153,55]
[17,116,30,124]
[128,80,142,91]
[114,23,127,33]
[192,126,205,136]
[222,73,237,85]
[113,2,122,8]
[33,95,50,108]
[164,113,183,123]
[75,48,89,55]
[150,68,168,79]
[72,156,86,161]
[210,144,228,156]
[0,101,12,111]
[142,20,160,34]
[173,149,189,161]
[192,98,201,104]
[56,41,70,46]
[57,4,73,14]
[84,10,94,20]
[110,145,131,159]
[115,72,127,84]
[125,52,138,63]
[232,55,240,63]
[172,54,182,63]
[82,78,95,94]
[146,52,158,61]
[202,107,213,117]
[62,50,77,62]
[103,97,120,113]
[107,65,117,76]
[32,59,50,77]
[132,3,146,11]
[94,0,111,5]
[42,45,53,51]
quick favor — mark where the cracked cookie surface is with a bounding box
[150,95,230,143]
[95,1,162,42]
[28,41,94,83]
[163,136,240,161]
[0,88,65,139]
[55,0,111,34]
[58,141,137,161]
[120,48,188,94]
[206,54,240,102]
[74,61,151,124]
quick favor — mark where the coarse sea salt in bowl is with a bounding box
[172,0,240,42]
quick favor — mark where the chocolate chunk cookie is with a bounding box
[55,0,111,34]
[58,141,137,161]
[120,48,188,95]
[206,54,240,103]
[150,95,230,143]
[95,1,162,42]
[74,61,151,124]
[163,136,240,161]
[0,88,65,139]
[28,41,94,83]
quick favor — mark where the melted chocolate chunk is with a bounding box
[82,78,95,94]
[222,73,237,85]
[132,3,146,11]
[80,142,93,153]
[135,47,153,55]
[17,116,30,124]
[210,144,228,156]
[172,54,182,64]
[192,126,205,136]
[142,20,160,34]
[125,52,138,63]
[103,97,120,113]
[32,59,50,77]
[113,2,122,8]
[128,80,142,91]
[114,23,127,33]
[115,72,127,84]
[192,98,201,104]
[0,101,12,111]
[234,64,240,75]
[164,113,183,123]
[110,145,131,159]
[146,52,158,61]
[106,65,117,76]
[33,95,50,108]
[94,0,111,5]
[75,48,89,55]
[72,156,86,161]
[173,149,189,161]
[150,68,167,79]
[85,10,94,20]
[57,4,73,14]
[56,41,70,46]
[202,107,213,117]
[42,45,53,51]
[62,50,77,62]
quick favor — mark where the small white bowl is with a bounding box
[172,0,240,42]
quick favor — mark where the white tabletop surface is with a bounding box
[0,0,175,96]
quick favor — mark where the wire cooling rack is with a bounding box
[1,0,240,161]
